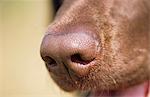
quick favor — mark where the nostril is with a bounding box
[42,56,57,67]
[71,54,93,65]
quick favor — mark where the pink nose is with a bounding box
[40,32,100,76]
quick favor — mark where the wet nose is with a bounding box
[40,32,99,76]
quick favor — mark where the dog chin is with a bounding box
[88,81,149,97]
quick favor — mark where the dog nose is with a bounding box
[40,32,99,76]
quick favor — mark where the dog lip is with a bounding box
[88,81,150,97]
[50,72,77,91]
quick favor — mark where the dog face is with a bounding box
[40,0,150,92]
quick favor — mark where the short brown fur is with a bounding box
[43,0,150,92]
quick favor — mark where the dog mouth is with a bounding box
[51,73,149,97]
[88,81,149,97]
[47,60,150,97]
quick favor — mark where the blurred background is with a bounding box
[0,0,77,97]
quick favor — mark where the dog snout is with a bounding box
[40,31,100,76]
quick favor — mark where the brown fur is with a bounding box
[42,0,150,92]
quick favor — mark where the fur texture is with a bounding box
[41,0,150,92]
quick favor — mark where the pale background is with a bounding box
[0,0,77,97]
